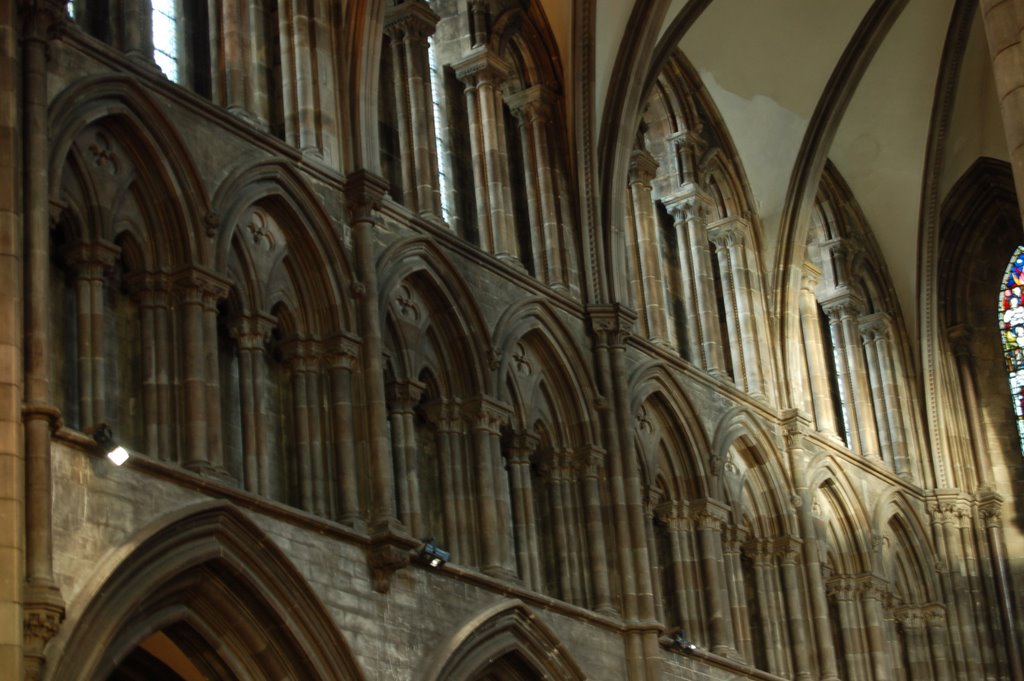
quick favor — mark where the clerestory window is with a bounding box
[151,0,179,82]
[998,246,1024,453]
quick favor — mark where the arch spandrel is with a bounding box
[491,299,601,445]
[211,159,355,335]
[416,600,588,681]
[377,235,491,398]
[48,74,211,267]
[45,501,365,681]
[710,407,796,537]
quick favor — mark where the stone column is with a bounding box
[387,379,424,536]
[279,0,320,153]
[280,340,314,511]
[723,527,752,662]
[345,173,398,539]
[120,0,154,63]
[784,411,841,681]
[927,499,967,678]
[778,537,813,681]
[506,433,539,588]
[709,218,766,396]
[979,497,1024,680]
[327,334,362,528]
[822,291,880,457]
[694,499,736,656]
[20,4,66,678]
[799,265,838,434]
[127,273,173,461]
[66,241,119,429]
[858,576,892,681]
[173,270,228,474]
[625,148,671,344]
[828,578,866,681]
[0,0,19,671]
[463,397,513,577]
[924,604,954,681]
[454,48,517,262]
[935,499,984,679]
[201,283,229,474]
[948,325,993,489]
[507,85,567,288]
[589,305,660,681]
[750,541,787,674]
[863,313,912,476]
[385,1,442,215]
[579,445,613,614]
[230,315,274,496]
[980,0,1024,218]
[663,190,726,374]
[424,400,467,560]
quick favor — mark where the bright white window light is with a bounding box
[152,0,179,82]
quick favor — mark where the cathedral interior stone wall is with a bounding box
[2,1,1023,680]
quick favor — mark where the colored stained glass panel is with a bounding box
[999,246,1024,453]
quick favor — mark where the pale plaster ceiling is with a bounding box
[546,0,1009,354]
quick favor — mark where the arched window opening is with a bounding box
[998,245,1024,454]
[429,37,452,223]
[379,33,404,205]
[505,103,535,275]
[152,0,180,82]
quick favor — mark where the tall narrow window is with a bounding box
[152,0,179,82]
[999,246,1024,453]
[428,37,452,223]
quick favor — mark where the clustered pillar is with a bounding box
[384,0,442,216]
[454,48,518,263]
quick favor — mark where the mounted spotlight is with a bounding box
[417,538,450,568]
[90,423,130,466]
[670,631,698,653]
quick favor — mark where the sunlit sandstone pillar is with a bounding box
[626,148,672,344]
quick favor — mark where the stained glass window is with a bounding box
[999,246,1024,452]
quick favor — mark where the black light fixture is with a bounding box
[90,423,130,466]
[668,631,698,653]
[417,538,450,568]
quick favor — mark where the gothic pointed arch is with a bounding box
[48,74,211,267]
[710,408,795,535]
[417,600,588,681]
[44,502,365,681]
[807,461,874,576]
[871,491,940,599]
[491,299,599,439]
[212,158,355,335]
[628,360,712,500]
[377,235,491,396]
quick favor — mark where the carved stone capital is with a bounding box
[462,396,510,432]
[343,170,390,224]
[323,334,359,369]
[386,379,425,410]
[819,288,865,320]
[384,0,440,41]
[452,46,511,87]
[628,148,660,186]
[587,304,636,346]
[663,188,713,225]
[229,314,276,350]
[506,84,555,123]
[859,312,892,342]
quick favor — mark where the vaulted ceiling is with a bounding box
[538,0,1008,355]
